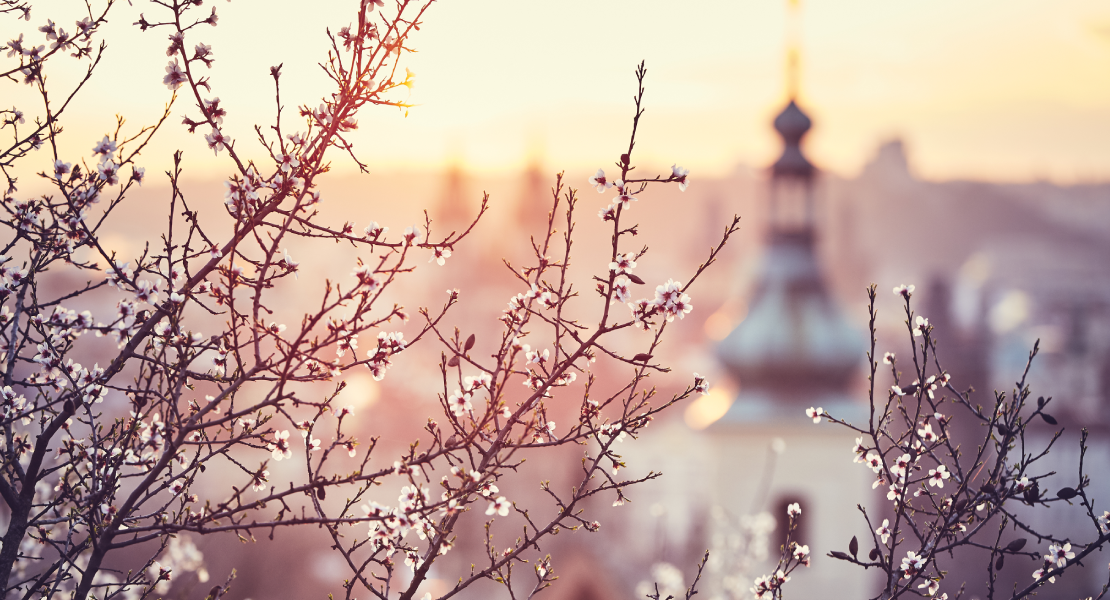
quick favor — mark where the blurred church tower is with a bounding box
[501,157,553,264]
[436,161,472,235]
[704,3,877,596]
[517,159,552,234]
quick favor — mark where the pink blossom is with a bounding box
[588,168,613,193]
[269,430,292,461]
[805,406,823,423]
[893,283,915,298]
[163,59,187,90]
[876,519,892,544]
[670,164,689,191]
[486,496,511,517]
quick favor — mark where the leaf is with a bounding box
[632,353,653,363]
[1037,396,1046,408]
[869,548,880,561]
[447,356,460,367]
[995,554,1004,570]
[464,333,475,352]
[1057,487,1078,500]
[830,551,851,561]
[1006,538,1027,552]
[316,486,326,500]
[627,273,645,285]
[849,536,859,558]
[1040,413,1057,425]
[1024,485,1039,505]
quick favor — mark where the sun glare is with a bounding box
[684,387,734,430]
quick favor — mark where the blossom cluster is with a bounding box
[807,283,1110,599]
[591,164,688,222]
[749,504,810,599]
[625,278,694,331]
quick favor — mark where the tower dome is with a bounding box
[712,97,863,424]
[771,100,815,180]
[716,228,861,408]
[773,99,812,139]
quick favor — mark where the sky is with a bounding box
[15,0,1110,184]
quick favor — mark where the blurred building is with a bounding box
[609,109,1110,600]
[405,87,1110,599]
[707,94,872,599]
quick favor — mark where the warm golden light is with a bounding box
[704,310,735,341]
[340,372,381,410]
[32,0,1110,184]
[684,387,734,430]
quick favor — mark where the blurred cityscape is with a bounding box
[46,5,1107,596]
[5,0,1110,598]
[93,82,1109,598]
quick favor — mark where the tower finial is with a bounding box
[787,48,799,100]
[785,0,802,100]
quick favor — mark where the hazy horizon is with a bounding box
[8,0,1109,189]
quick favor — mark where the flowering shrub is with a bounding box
[806,285,1110,600]
[0,1,735,599]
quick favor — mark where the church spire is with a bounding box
[767,0,816,232]
[785,0,802,100]
[713,0,862,421]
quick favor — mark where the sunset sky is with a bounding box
[32,0,1110,183]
